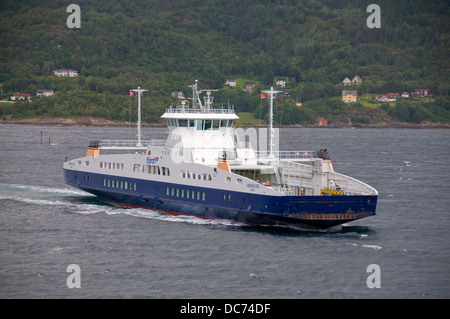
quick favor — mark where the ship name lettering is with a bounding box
[146,157,158,164]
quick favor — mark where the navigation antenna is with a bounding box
[262,87,281,158]
[130,86,148,147]
[188,80,218,111]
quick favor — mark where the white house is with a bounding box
[351,76,362,85]
[36,89,54,97]
[342,77,351,86]
[171,91,185,99]
[53,69,79,77]
[276,78,287,88]
[225,79,236,87]
[11,93,31,101]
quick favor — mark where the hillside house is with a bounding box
[171,91,185,99]
[244,82,257,92]
[412,89,431,97]
[351,76,362,85]
[276,78,287,88]
[342,90,357,103]
[36,89,54,97]
[53,69,79,77]
[315,117,328,126]
[11,93,31,101]
[342,77,351,86]
[401,92,410,98]
[376,93,399,102]
[225,79,236,87]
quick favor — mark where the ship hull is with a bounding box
[64,168,377,230]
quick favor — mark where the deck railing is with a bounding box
[97,139,166,148]
[164,107,235,114]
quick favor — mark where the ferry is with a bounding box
[63,81,378,230]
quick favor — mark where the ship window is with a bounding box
[196,120,203,130]
[166,187,170,196]
[197,191,201,200]
[204,120,212,130]
[189,119,195,127]
[108,179,111,187]
[176,189,179,197]
[104,179,107,187]
[182,171,186,178]
[120,181,123,189]
[171,188,175,196]
[225,177,231,183]
[212,120,219,130]
[133,183,137,191]
[186,190,190,199]
[181,189,184,198]
[228,120,234,127]
[222,194,226,201]
[179,119,188,127]
[220,120,228,128]
[202,192,206,201]
[125,181,128,190]
[237,178,242,184]
[197,174,201,180]
[228,194,231,201]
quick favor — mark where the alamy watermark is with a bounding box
[169,127,279,164]
[66,264,81,288]
[66,4,81,29]
[366,4,381,29]
[366,264,381,288]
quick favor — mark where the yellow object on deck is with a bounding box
[321,189,344,196]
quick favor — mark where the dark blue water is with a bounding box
[1,124,449,298]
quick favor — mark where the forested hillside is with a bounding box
[1,0,449,125]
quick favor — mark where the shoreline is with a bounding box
[1,116,449,129]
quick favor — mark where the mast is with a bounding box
[262,86,281,158]
[130,86,148,147]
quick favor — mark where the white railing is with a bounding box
[327,171,378,196]
[256,150,317,160]
[98,139,166,148]
[165,107,235,114]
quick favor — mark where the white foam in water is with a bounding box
[121,207,242,227]
[346,242,382,251]
[7,183,92,196]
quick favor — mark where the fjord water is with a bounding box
[0,124,449,298]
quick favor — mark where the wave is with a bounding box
[0,182,243,228]
[346,242,382,251]
[0,183,92,196]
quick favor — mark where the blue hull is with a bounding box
[64,169,377,230]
